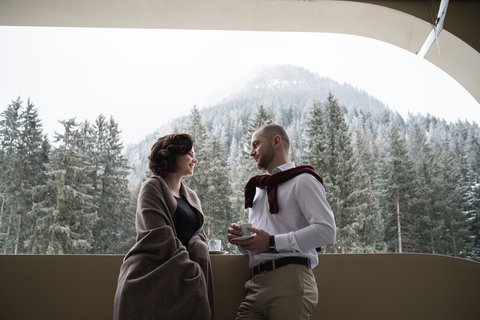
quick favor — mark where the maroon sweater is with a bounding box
[244,165,324,214]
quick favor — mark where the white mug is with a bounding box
[239,223,252,237]
[208,239,222,251]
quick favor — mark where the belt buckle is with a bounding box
[253,259,276,276]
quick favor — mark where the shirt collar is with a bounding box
[271,162,295,174]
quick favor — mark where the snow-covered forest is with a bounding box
[1,65,479,261]
[0,99,136,254]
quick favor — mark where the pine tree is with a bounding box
[185,105,208,195]
[467,176,480,260]
[436,150,470,257]
[201,136,237,252]
[16,100,49,253]
[304,100,327,172]
[188,105,207,146]
[0,98,50,254]
[0,98,22,254]
[459,122,480,259]
[32,119,97,254]
[351,127,385,252]
[379,123,416,252]
[91,115,134,253]
[227,127,247,221]
[306,93,381,252]
[244,105,272,154]
[466,122,480,260]
[408,119,453,254]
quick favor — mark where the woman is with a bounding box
[113,133,214,320]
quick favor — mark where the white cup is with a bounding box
[239,223,252,237]
[208,239,222,251]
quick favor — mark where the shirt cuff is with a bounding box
[274,233,291,252]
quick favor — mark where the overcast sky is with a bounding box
[1,26,479,145]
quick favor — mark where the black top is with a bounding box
[173,196,200,246]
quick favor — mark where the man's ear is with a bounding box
[272,135,281,149]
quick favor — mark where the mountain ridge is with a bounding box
[125,64,394,189]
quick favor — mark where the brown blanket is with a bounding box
[113,176,214,320]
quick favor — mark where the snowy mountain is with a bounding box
[125,64,393,189]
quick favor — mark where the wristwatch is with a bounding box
[269,235,277,252]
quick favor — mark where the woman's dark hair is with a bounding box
[148,133,194,176]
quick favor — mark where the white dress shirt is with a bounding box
[245,162,336,269]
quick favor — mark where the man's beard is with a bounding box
[256,147,274,170]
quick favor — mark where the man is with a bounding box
[228,123,336,320]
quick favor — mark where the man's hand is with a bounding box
[228,224,270,253]
[227,223,243,243]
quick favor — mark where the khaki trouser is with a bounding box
[236,263,318,320]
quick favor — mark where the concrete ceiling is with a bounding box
[1,0,479,104]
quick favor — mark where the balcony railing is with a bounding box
[0,253,478,320]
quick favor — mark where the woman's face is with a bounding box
[176,147,198,177]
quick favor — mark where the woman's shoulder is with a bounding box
[143,175,166,185]
[140,175,169,194]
